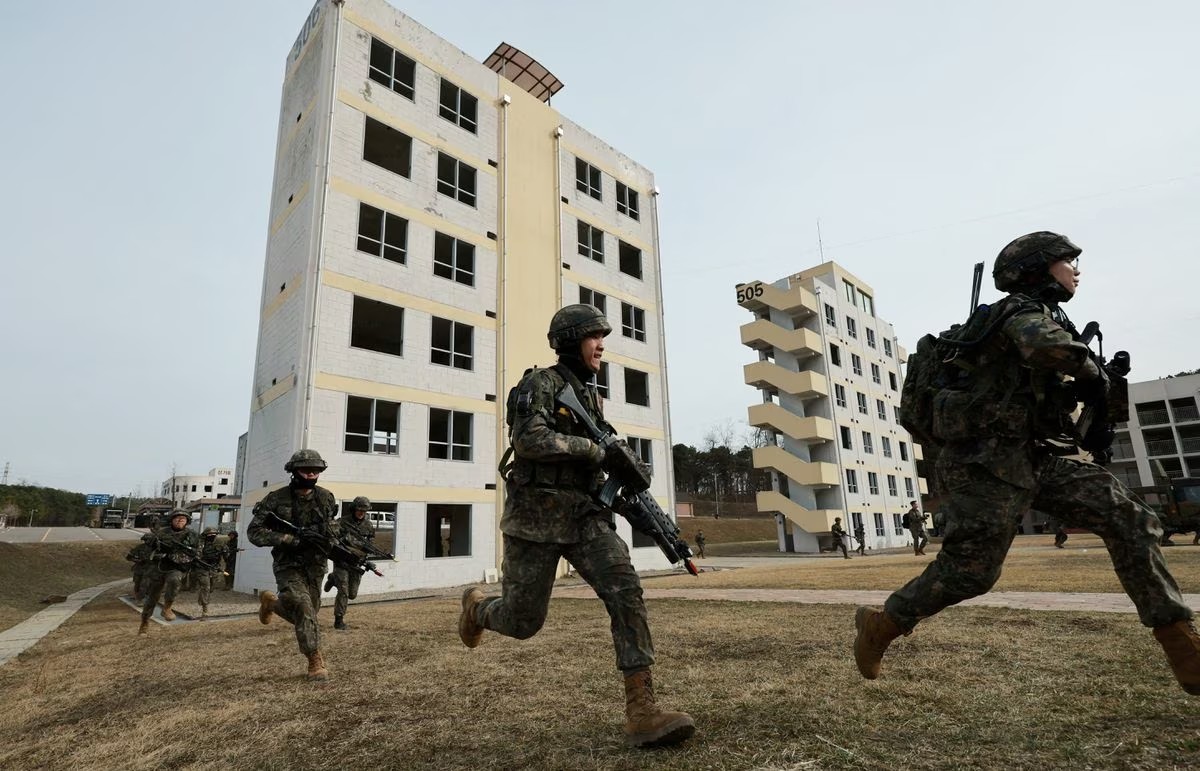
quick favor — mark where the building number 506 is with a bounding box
[736,282,764,303]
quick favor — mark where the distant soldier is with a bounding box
[854,522,867,556]
[248,449,338,681]
[830,517,850,559]
[125,539,154,602]
[138,510,200,635]
[224,531,239,589]
[903,501,928,556]
[194,528,225,618]
[694,530,707,559]
[325,496,376,630]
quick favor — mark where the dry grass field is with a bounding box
[0,541,131,632]
[2,535,1199,769]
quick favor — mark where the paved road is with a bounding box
[0,526,144,543]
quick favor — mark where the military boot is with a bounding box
[1153,620,1200,695]
[200,604,208,619]
[259,590,277,625]
[138,618,150,635]
[161,603,176,622]
[323,575,335,593]
[458,587,485,648]
[622,669,696,748]
[853,606,907,680]
[334,615,347,630]
[306,651,329,681]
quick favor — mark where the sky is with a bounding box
[2,0,1198,495]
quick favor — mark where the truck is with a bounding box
[101,509,125,529]
[1132,478,1200,546]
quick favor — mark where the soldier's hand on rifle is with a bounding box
[585,441,606,467]
[1075,366,1110,404]
[279,534,298,546]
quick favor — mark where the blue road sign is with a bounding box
[85,494,112,507]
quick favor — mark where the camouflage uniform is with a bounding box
[247,486,337,656]
[329,511,376,624]
[830,519,850,558]
[126,540,154,599]
[140,526,201,621]
[224,532,238,588]
[903,506,928,554]
[195,533,225,612]
[470,364,655,672]
[884,300,1192,631]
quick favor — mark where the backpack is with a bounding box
[898,297,1033,451]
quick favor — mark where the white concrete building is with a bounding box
[236,0,675,596]
[1106,372,1200,487]
[738,262,925,553]
[161,468,235,508]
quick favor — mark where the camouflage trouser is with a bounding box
[476,521,654,672]
[225,560,236,589]
[273,566,324,656]
[140,566,184,620]
[131,564,148,596]
[330,566,363,619]
[196,571,217,608]
[908,526,928,551]
[886,452,1193,631]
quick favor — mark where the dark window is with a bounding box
[883,338,893,357]
[893,512,904,535]
[881,436,893,457]
[887,475,898,497]
[579,287,606,314]
[846,469,858,493]
[351,296,404,356]
[624,367,650,406]
[438,79,477,133]
[856,392,868,414]
[862,431,873,454]
[876,399,887,421]
[368,38,415,99]
[871,363,881,385]
[899,441,909,461]
[621,302,646,342]
[905,478,915,498]
[840,425,853,450]
[829,343,841,366]
[596,361,610,399]
[616,182,639,220]
[363,117,412,178]
[824,304,836,327]
[203,485,212,493]
[433,232,475,286]
[577,220,604,262]
[874,512,885,537]
[344,396,401,454]
[431,317,474,370]
[429,408,473,461]
[846,317,857,338]
[575,157,601,200]
[627,436,653,471]
[851,354,863,376]
[867,472,879,495]
[866,328,876,348]
[426,504,471,558]
[619,241,642,279]
[888,371,898,391]
[834,383,846,408]
[356,202,407,264]
[437,152,477,206]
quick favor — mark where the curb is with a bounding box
[0,579,128,667]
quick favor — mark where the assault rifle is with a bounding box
[265,512,386,577]
[1073,321,1131,466]
[556,385,699,576]
[146,532,219,572]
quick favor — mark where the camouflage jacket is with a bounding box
[936,296,1100,487]
[224,538,239,567]
[147,526,201,571]
[330,514,375,568]
[126,541,154,564]
[500,364,607,544]
[197,540,224,572]
[247,485,338,571]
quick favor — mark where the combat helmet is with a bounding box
[547,304,612,352]
[169,509,192,523]
[352,496,371,510]
[284,448,328,473]
[202,527,218,537]
[992,231,1081,299]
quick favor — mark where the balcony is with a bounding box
[1181,437,1200,454]
[752,446,840,487]
[746,403,834,443]
[736,280,817,319]
[1145,440,1179,456]
[1137,409,1171,426]
[744,361,828,400]
[755,490,841,532]
[740,320,823,358]
[1173,406,1200,422]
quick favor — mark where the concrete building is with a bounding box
[1106,372,1200,487]
[236,0,674,595]
[161,468,235,508]
[738,262,925,553]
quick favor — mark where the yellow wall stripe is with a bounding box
[329,176,491,250]
[315,372,497,413]
[321,271,497,330]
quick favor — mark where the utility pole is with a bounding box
[712,472,720,520]
[28,508,36,527]
[1,462,9,485]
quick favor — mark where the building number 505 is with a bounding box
[735,282,764,303]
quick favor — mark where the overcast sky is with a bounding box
[2,1,1197,495]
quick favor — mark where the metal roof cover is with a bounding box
[483,42,564,103]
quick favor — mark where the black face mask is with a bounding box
[291,474,318,489]
[556,350,595,382]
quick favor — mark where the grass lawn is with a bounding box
[0,541,132,632]
[2,569,1199,768]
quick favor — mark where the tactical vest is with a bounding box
[501,365,602,492]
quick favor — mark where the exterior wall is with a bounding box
[237,0,674,595]
[739,261,924,553]
[1107,372,1200,488]
[161,469,236,508]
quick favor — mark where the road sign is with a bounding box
[85,494,112,507]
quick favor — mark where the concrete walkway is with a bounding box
[555,586,1200,615]
[0,579,127,667]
